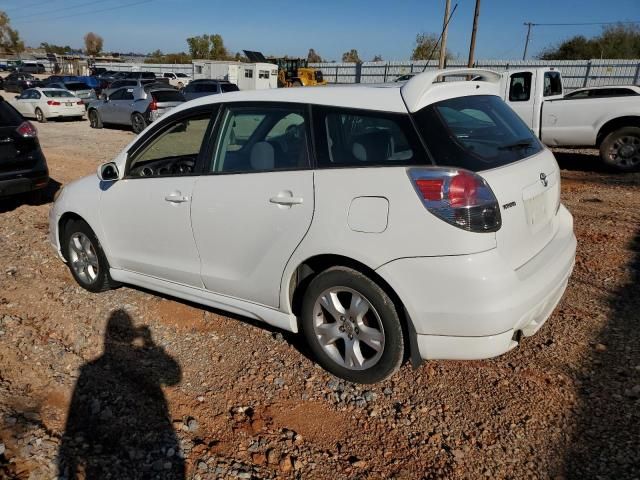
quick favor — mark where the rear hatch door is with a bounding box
[151,89,185,116]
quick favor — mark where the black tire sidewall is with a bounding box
[132,113,145,134]
[35,108,45,123]
[600,126,640,172]
[63,220,112,293]
[301,267,404,384]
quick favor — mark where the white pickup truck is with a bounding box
[439,68,640,171]
[160,72,191,88]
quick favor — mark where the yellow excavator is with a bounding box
[244,50,327,87]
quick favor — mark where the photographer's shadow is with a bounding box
[58,309,184,479]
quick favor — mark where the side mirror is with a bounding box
[97,162,119,181]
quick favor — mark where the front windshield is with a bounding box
[43,90,75,98]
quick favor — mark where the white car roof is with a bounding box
[569,85,640,93]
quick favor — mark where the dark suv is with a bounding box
[2,72,43,93]
[0,97,49,199]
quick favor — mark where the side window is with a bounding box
[33,91,41,99]
[121,89,135,101]
[109,89,125,100]
[314,107,424,167]
[508,72,532,102]
[127,111,214,177]
[544,72,562,97]
[212,105,310,173]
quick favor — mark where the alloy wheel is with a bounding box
[312,287,385,370]
[68,232,99,284]
[608,135,640,168]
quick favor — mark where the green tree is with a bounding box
[341,49,361,63]
[539,24,640,59]
[186,34,228,60]
[411,32,450,61]
[84,32,104,57]
[40,42,72,55]
[307,48,322,63]
[0,11,24,55]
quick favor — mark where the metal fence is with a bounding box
[94,62,193,76]
[310,59,640,90]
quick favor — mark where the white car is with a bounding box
[13,88,85,122]
[48,70,576,383]
[162,72,191,88]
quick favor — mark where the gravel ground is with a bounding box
[0,118,639,479]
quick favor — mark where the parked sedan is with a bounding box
[181,79,238,101]
[46,82,97,104]
[2,72,42,93]
[87,84,185,133]
[12,88,85,122]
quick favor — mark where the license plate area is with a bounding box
[523,176,559,234]
[65,102,73,106]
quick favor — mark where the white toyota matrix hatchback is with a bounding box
[49,69,576,383]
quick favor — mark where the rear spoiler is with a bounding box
[401,68,502,113]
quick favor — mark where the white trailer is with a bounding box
[192,60,278,90]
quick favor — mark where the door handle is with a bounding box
[164,192,189,203]
[270,195,303,206]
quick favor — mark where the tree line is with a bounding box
[1,8,639,63]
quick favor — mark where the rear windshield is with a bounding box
[414,95,543,171]
[140,72,156,79]
[220,83,239,92]
[65,82,90,91]
[151,90,185,102]
[192,83,218,93]
[0,101,23,126]
[43,90,75,98]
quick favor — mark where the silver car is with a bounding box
[101,78,158,99]
[47,81,97,104]
[87,84,185,133]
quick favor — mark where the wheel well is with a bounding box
[288,254,416,362]
[57,212,84,260]
[596,116,640,146]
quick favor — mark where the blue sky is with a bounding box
[2,0,639,60]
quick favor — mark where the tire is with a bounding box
[301,266,404,383]
[88,109,102,129]
[291,80,303,87]
[63,219,117,293]
[131,112,146,134]
[35,108,46,123]
[599,126,640,172]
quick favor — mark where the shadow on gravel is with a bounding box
[0,178,61,214]
[563,230,640,478]
[57,309,184,480]
[553,150,611,174]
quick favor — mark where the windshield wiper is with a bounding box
[499,139,534,150]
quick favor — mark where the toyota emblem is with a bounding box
[540,173,548,187]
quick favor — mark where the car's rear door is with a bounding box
[110,88,136,125]
[190,102,314,308]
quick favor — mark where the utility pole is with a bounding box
[523,22,534,60]
[467,0,481,67]
[439,0,451,69]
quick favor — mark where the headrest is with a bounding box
[250,141,275,171]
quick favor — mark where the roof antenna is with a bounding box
[422,2,458,72]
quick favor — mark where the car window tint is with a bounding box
[220,83,239,93]
[128,113,212,175]
[212,105,310,173]
[543,72,562,97]
[121,90,135,101]
[314,107,423,167]
[151,90,185,102]
[44,90,74,98]
[109,89,125,100]
[0,101,23,126]
[509,72,532,102]
[414,95,543,172]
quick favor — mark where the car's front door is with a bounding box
[190,103,314,308]
[99,88,123,123]
[100,106,217,286]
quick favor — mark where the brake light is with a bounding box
[149,98,158,111]
[16,121,37,138]
[47,100,61,106]
[409,168,501,232]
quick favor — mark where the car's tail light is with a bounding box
[16,121,37,138]
[408,168,501,232]
[149,98,158,111]
[47,100,61,106]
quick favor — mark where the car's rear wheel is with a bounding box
[131,113,146,134]
[35,108,46,123]
[63,219,117,293]
[600,126,640,172]
[301,266,404,383]
[88,109,102,129]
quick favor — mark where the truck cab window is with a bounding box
[509,72,532,102]
[543,72,562,97]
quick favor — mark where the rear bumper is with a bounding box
[48,107,85,117]
[0,173,49,197]
[376,205,576,360]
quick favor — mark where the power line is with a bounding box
[527,20,640,27]
[12,0,152,24]
[2,0,56,11]
[11,0,109,20]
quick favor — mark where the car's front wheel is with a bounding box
[301,266,405,383]
[63,219,117,293]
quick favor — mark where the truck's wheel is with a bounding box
[600,127,640,172]
[291,80,303,87]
